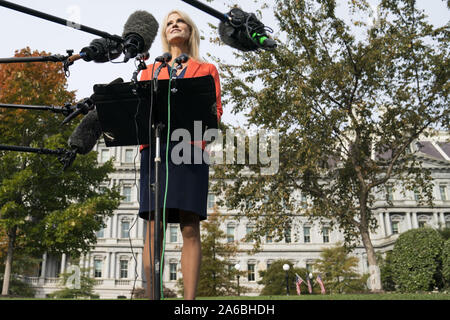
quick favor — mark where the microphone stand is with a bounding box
[0,102,74,116]
[0,144,76,170]
[0,0,123,43]
[0,50,75,76]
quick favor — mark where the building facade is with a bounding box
[25,136,450,298]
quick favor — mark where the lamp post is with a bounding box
[235,263,241,296]
[283,264,290,295]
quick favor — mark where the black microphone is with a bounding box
[155,52,172,63]
[122,11,159,62]
[68,78,124,155]
[219,8,276,52]
[174,53,189,65]
[61,98,95,125]
[67,109,103,155]
[67,38,123,64]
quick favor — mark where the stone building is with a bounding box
[24,135,450,298]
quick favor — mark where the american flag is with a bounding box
[306,273,312,294]
[316,274,326,294]
[295,273,304,295]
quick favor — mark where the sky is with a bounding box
[0,1,448,127]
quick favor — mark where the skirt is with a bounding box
[138,141,210,223]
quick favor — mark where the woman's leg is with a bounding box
[143,218,167,300]
[179,211,202,300]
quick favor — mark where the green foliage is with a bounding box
[0,48,122,295]
[391,228,444,292]
[0,275,35,297]
[437,227,450,240]
[47,267,99,299]
[210,0,449,292]
[258,260,315,295]
[442,239,450,288]
[378,251,396,292]
[314,243,368,294]
[178,210,247,297]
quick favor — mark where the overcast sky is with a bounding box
[0,1,448,127]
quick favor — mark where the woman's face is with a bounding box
[165,13,191,45]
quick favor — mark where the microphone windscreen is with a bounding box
[218,21,257,52]
[122,11,159,53]
[90,38,123,63]
[68,109,103,155]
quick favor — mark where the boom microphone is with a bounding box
[68,78,124,155]
[122,10,159,62]
[218,8,277,52]
[67,109,102,155]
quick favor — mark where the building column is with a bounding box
[406,212,413,230]
[111,252,116,280]
[60,254,66,275]
[385,212,392,235]
[106,252,111,279]
[40,253,47,282]
[378,212,386,237]
[111,215,117,238]
[412,212,418,228]
[433,212,439,228]
[440,212,446,227]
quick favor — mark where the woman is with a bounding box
[138,10,222,300]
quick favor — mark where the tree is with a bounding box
[314,243,368,294]
[177,209,244,297]
[378,250,396,292]
[0,48,122,295]
[391,228,444,292]
[211,0,449,292]
[258,260,314,295]
[47,267,99,299]
[442,239,450,289]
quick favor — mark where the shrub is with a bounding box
[391,228,444,292]
[442,239,450,288]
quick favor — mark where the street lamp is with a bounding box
[283,264,290,295]
[235,263,241,296]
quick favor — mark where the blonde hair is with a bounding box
[161,10,202,62]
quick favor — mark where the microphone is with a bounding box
[155,52,172,63]
[219,8,276,52]
[67,109,103,155]
[68,78,124,155]
[61,98,95,125]
[67,38,123,64]
[174,53,189,65]
[122,11,159,62]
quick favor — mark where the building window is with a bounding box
[170,225,178,243]
[125,149,134,163]
[120,260,128,279]
[267,261,272,270]
[301,193,307,209]
[391,221,399,234]
[266,233,273,244]
[306,263,313,273]
[169,263,177,281]
[418,221,427,228]
[96,228,104,238]
[322,227,330,243]
[386,186,394,201]
[414,189,420,201]
[247,264,255,281]
[284,228,291,243]
[227,225,235,243]
[207,194,215,209]
[440,186,447,201]
[304,226,311,243]
[121,220,130,238]
[101,149,110,163]
[446,220,450,229]
[94,259,102,278]
[246,226,254,243]
[122,186,132,203]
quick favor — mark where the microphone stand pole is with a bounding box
[0,0,123,43]
[0,50,76,75]
[0,103,73,116]
[0,144,76,170]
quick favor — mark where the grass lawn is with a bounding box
[0,293,449,300]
